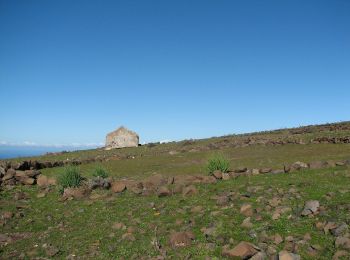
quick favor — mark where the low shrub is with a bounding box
[58,166,83,193]
[92,166,109,178]
[206,154,230,174]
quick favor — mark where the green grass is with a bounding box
[1,122,350,259]
[206,154,230,174]
[1,166,350,259]
[58,166,83,193]
[92,165,109,178]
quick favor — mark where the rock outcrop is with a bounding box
[105,126,139,149]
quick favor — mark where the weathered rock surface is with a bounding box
[88,177,111,189]
[278,250,301,260]
[62,187,91,199]
[309,161,327,169]
[157,186,171,197]
[301,200,320,216]
[36,175,56,187]
[169,231,195,248]
[182,185,198,196]
[111,181,127,193]
[241,204,253,217]
[222,241,260,259]
[290,161,309,171]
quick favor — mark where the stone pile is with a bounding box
[0,167,41,186]
[1,155,349,190]
[123,161,346,197]
[311,136,350,144]
[174,134,350,154]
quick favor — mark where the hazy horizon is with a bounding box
[1,120,349,159]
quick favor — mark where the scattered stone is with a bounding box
[273,234,283,245]
[112,222,126,230]
[240,204,253,217]
[268,197,281,207]
[307,244,322,257]
[62,187,90,199]
[250,251,267,260]
[335,161,345,166]
[201,226,216,237]
[200,175,217,184]
[169,231,195,248]
[2,169,15,181]
[335,237,350,249]
[191,205,203,213]
[43,244,60,257]
[167,176,174,185]
[36,175,56,187]
[111,181,126,193]
[331,223,348,237]
[222,172,231,180]
[234,167,247,173]
[174,175,198,186]
[19,177,35,185]
[126,181,143,194]
[216,195,230,206]
[222,241,260,259]
[266,245,277,256]
[143,174,168,191]
[278,250,301,260]
[251,169,260,175]
[0,166,5,176]
[309,161,327,169]
[291,161,308,171]
[122,232,135,241]
[157,186,171,197]
[324,222,338,234]
[212,170,223,179]
[24,170,41,178]
[303,233,311,241]
[241,217,253,228]
[37,192,47,198]
[182,185,198,196]
[2,211,14,220]
[0,232,33,246]
[259,168,272,174]
[14,192,28,201]
[301,200,320,216]
[88,177,110,189]
[271,169,284,174]
[333,250,349,260]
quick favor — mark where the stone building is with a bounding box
[105,126,139,149]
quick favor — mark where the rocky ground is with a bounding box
[1,122,350,259]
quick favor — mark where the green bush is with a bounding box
[206,154,230,174]
[92,166,109,178]
[58,166,83,193]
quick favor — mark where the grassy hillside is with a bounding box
[1,122,350,259]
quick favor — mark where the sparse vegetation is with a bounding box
[92,165,109,178]
[206,154,230,174]
[1,122,350,259]
[58,166,83,193]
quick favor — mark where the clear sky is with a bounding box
[0,0,349,147]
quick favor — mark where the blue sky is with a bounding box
[0,0,349,147]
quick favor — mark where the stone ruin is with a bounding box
[105,126,139,150]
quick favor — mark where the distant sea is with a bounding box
[0,146,93,160]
